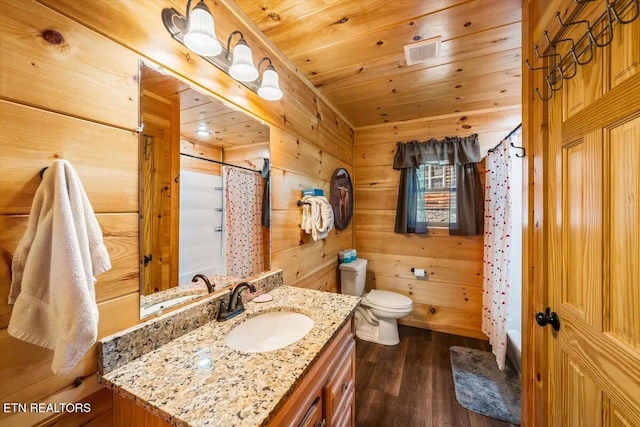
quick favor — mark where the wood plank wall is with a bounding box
[353,108,521,339]
[270,127,353,291]
[0,1,141,425]
[0,0,354,425]
[223,143,269,172]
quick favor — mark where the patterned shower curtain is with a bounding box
[482,132,516,369]
[224,166,265,278]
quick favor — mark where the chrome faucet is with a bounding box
[192,274,214,293]
[217,282,256,321]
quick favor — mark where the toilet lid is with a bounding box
[366,290,413,309]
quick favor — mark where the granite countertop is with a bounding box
[99,285,360,427]
[140,275,242,309]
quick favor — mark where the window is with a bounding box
[417,164,456,226]
[393,135,482,235]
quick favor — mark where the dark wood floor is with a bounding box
[355,325,518,427]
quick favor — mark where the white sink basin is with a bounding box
[224,311,314,353]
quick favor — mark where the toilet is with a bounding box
[339,258,413,345]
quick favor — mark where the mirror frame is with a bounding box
[137,60,271,318]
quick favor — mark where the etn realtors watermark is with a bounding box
[3,402,92,414]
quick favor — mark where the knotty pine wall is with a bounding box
[353,108,520,339]
[0,0,353,425]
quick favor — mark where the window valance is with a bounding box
[393,133,483,236]
[393,134,481,169]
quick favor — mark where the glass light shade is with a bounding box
[258,66,283,101]
[229,41,259,82]
[183,1,222,56]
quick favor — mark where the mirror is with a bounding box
[139,61,271,318]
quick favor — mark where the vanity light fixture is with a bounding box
[170,0,221,56]
[161,1,283,101]
[226,31,259,82]
[257,58,283,101]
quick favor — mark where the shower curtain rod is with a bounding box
[487,123,523,154]
[180,152,262,173]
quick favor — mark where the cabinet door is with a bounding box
[324,341,355,427]
[331,387,354,427]
[299,396,323,427]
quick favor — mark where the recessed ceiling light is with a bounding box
[196,125,211,137]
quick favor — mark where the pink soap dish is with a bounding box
[253,294,273,303]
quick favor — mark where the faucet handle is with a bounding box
[233,292,245,310]
[217,282,256,321]
[217,291,233,321]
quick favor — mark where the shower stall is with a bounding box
[178,169,226,284]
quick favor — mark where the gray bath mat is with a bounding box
[449,346,521,425]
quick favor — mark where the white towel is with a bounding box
[8,159,111,375]
[301,195,334,241]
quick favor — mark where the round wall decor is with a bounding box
[330,168,353,230]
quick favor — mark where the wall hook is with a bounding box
[39,167,48,180]
[534,45,562,66]
[510,142,526,158]
[546,71,564,92]
[525,59,548,72]
[543,32,579,80]
[555,12,592,30]
[569,37,594,66]
[542,30,555,46]
[548,33,579,55]
[556,57,578,80]
[534,87,553,101]
[587,8,614,47]
[608,0,639,24]
[534,45,563,87]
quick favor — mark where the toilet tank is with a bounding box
[339,258,367,296]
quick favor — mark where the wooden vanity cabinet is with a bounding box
[112,318,356,427]
[267,318,356,427]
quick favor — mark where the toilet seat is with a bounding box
[363,289,413,311]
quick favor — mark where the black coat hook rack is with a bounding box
[526,0,639,102]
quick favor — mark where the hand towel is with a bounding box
[8,159,111,375]
[301,195,334,241]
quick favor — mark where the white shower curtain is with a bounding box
[482,131,517,369]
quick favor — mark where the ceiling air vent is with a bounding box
[404,36,441,66]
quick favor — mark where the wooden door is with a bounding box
[541,2,640,426]
[139,87,181,296]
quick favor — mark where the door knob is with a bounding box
[535,307,560,331]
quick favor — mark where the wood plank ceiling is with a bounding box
[234,0,522,129]
[142,65,269,148]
